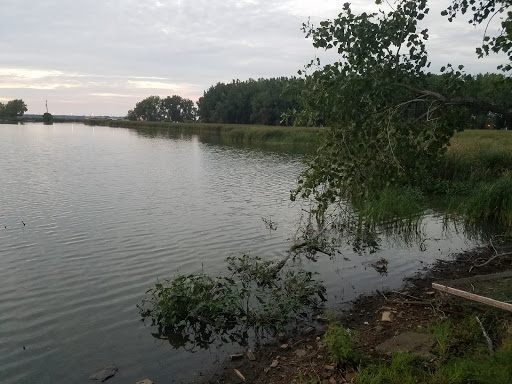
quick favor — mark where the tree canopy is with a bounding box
[442,0,512,71]
[127,95,197,122]
[292,0,512,216]
[197,77,303,125]
[0,99,28,120]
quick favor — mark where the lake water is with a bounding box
[0,123,479,383]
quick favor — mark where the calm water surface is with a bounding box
[0,123,478,383]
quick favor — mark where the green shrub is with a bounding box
[323,320,358,365]
[138,254,326,349]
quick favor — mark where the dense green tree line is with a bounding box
[196,77,303,125]
[126,95,196,122]
[0,99,27,120]
[127,71,510,129]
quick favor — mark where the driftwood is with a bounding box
[432,283,512,312]
[269,239,333,274]
[470,251,512,271]
[268,241,307,274]
[469,240,512,272]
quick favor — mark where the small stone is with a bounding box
[381,311,394,322]
[278,332,286,341]
[247,349,256,361]
[280,344,289,350]
[89,365,118,382]
[234,369,246,383]
[270,359,279,368]
[307,345,314,350]
[324,365,335,371]
[136,380,153,384]
[303,326,315,335]
[329,377,337,384]
[295,349,307,357]
[264,367,270,374]
[345,371,356,382]
[230,353,244,360]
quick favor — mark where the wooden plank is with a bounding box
[437,270,512,287]
[432,283,512,312]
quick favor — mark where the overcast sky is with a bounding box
[0,0,506,116]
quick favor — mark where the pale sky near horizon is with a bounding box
[0,0,506,116]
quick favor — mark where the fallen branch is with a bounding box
[470,251,512,272]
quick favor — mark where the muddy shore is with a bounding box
[190,243,512,384]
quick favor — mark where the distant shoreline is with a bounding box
[83,119,323,147]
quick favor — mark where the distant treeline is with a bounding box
[125,73,511,129]
[197,77,303,125]
[127,77,304,126]
[427,73,512,129]
[0,99,27,121]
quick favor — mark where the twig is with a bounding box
[376,289,388,301]
[470,251,512,272]
[475,316,494,354]
[489,238,498,255]
[391,291,423,301]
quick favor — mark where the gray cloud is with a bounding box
[0,0,506,115]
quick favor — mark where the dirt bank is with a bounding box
[192,244,512,384]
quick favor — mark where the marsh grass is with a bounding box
[355,186,425,223]
[435,130,512,228]
[84,119,322,146]
[464,178,512,226]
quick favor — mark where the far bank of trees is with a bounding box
[127,73,510,129]
[126,77,304,126]
[0,99,28,120]
[197,77,303,125]
[127,95,196,122]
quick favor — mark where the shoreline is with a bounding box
[191,243,512,384]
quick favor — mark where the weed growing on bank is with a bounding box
[321,312,512,384]
[323,320,358,365]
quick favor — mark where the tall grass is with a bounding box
[84,119,321,146]
[443,130,512,182]
[355,186,425,223]
[464,178,512,227]
[439,130,512,228]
